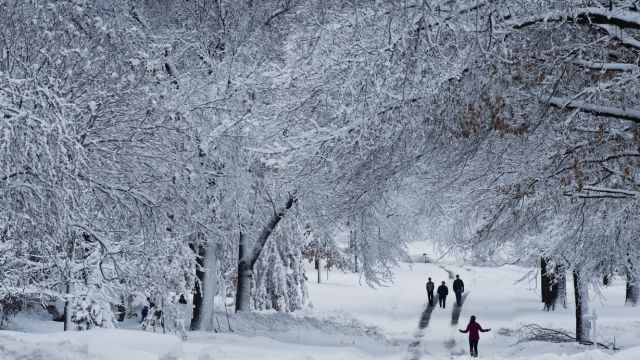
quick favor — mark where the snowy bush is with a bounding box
[141,294,189,341]
[71,295,116,331]
[0,294,23,329]
[252,219,308,312]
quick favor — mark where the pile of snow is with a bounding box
[0,335,91,360]
[1,329,182,360]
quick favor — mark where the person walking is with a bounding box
[453,274,465,306]
[426,277,435,306]
[437,281,448,308]
[459,315,491,357]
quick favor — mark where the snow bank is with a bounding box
[1,329,183,360]
[0,334,91,360]
[510,347,640,360]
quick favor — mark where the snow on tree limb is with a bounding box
[595,24,640,49]
[548,97,640,123]
[246,194,297,268]
[510,7,640,30]
[573,59,638,71]
[582,186,638,197]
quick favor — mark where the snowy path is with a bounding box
[408,297,437,360]
[408,264,471,360]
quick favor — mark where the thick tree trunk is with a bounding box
[573,270,591,343]
[235,194,296,313]
[191,239,219,330]
[235,230,252,312]
[235,260,252,312]
[626,275,639,306]
[354,254,359,273]
[316,259,321,283]
[63,234,77,331]
[541,257,550,303]
[556,266,567,309]
[201,241,218,329]
[63,283,72,331]
[191,244,205,330]
[350,229,359,272]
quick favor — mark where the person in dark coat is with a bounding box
[437,281,448,308]
[453,274,465,306]
[426,278,435,306]
[459,315,491,357]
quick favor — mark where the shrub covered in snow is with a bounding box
[71,295,116,331]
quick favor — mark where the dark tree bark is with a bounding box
[235,230,251,312]
[626,274,639,306]
[350,229,359,272]
[63,234,77,331]
[63,282,72,331]
[626,252,639,306]
[235,195,296,312]
[190,243,206,331]
[573,270,590,342]
[541,257,550,303]
[315,258,321,283]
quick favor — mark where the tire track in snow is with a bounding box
[439,265,455,280]
[445,291,470,357]
[409,265,473,360]
[451,291,469,326]
[407,296,438,360]
[408,264,459,360]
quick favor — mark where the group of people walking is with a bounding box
[425,273,491,358]
[425,274,465,308]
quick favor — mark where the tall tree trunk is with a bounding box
[350,229,359,272]
[626,252,638,306]
[556,265,567,309]
[316,259,321,283]
[191,239,220,330]
[201,241,219,329]
[235,230,252,312]
[235,195,296,313]
[63,233,77,331]
[63,282,72,331]
[626,274,639,306]
[573,270,591,343]
[541,257,550,303]
[191,243,205,330]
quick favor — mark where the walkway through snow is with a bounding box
[408,265,471,360]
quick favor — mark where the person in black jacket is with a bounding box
[453,275,465,306]
[426,278,435,306]
[437,281,449,308]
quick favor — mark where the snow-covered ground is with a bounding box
[2,243,639,360]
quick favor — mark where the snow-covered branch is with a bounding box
[596,24,640,49]
[548,97,640,123]
[573,59,639,71]
[510,7,640,30]
[582,185,638,197]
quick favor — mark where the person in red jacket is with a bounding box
[459,315,491,357]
